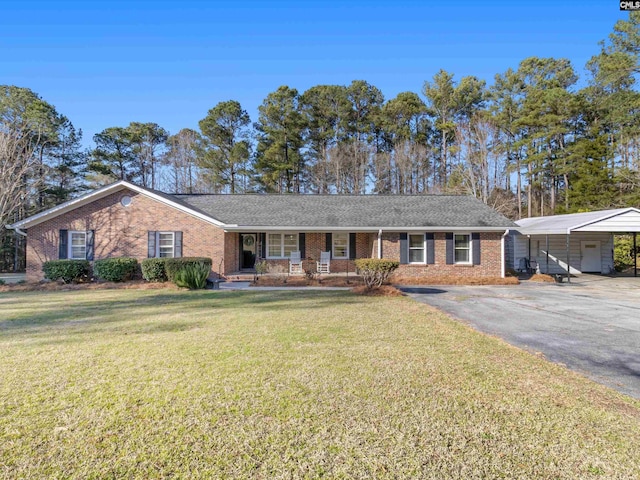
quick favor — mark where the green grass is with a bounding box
[1,289,639,479]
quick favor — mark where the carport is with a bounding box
[508,208,640,281]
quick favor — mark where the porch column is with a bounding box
[378,229,382,259]
[566,233,571,283]
[635,232,637,278]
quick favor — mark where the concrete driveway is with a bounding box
[399,276,640,400]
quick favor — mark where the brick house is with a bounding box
[7,181,516,282]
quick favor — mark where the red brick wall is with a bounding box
[381,232,503,278]
[26,189,227,281]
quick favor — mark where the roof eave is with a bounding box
[7,180,227,230]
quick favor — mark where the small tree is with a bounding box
[354,259,399,290]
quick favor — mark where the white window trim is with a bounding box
[408,233,426,264]
[157,231,175,258]
[68,230,87,260]
[332,232,349,259]
[266,232,299,259]
[454,233,472,265]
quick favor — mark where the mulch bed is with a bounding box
[0,280,177,293]
[390,275,520,286]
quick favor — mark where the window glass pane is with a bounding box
[408,234,424,263]
[268,233,282,257]
[283,234,298,257]
[409,249,424,263]
[409,234,423,248]
[455,248,469,263]
[333,233,348,258]
[70,232,86,259]
[159,232,174,258]
[454,234,470,263]
[455,235,469,249]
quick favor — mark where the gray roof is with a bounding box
[515,208,640,234]
[174,194,516,230]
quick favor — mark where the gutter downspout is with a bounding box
[14,227,27,237]
[501,229,509,278]
[377,229,383,259]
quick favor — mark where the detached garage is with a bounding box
[507,208,640,279]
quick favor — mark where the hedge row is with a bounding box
[42,257,213,288]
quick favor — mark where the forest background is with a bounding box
[2,10,640,272]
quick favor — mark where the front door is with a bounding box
[581,241,602,273]
[240,234,257,270]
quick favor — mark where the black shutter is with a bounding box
[86,230,95,261]
[59,229,68,259]
[426,233,435,265]
[259,233,266,258]
[148,231,157,258]
[446,233,454,264]
[325,233,332,257]
[349,233,357,260]
[299,233,306,258]
[399,233,408,264]
[472,232,481,265]
[174,231,183,258]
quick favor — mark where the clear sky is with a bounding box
[0,0,629,147]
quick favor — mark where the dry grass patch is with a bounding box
[1,289,639,478]
[351,285,405,296]
[392,275,519,286]
[0,279,177,294]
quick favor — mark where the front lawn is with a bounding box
[1,289,639,478]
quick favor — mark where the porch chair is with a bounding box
[317,251,331,274]
[289,251,303,275]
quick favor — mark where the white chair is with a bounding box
[289,251,303,275]
[316,251,330,274]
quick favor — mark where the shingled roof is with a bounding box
[174,194,516,230]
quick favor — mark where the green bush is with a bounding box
[354,259,400,289]
[0,279,5,286]
[141,258,168,282]
[614,235,638,272]
[173,262,210,289]
[93,257,138,282]
[42,260,91,283]
[165,257,212,281]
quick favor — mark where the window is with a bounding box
[69,231,87,260]
[454,234,471,264]
[267,233,298,258]
[332,232,349,259]
[158,232,175,258]
[409,234,425,263]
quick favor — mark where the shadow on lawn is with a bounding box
[0,289,361,338]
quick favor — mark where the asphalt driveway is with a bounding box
[399,276,640,400]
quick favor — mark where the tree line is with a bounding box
[2,13,640,271]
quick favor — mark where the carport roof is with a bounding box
[516,208,640,235]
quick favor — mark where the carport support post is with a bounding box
[546,235,549,274]
[566,233,571,283]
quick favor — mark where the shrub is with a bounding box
[354,259,400,290]
[42,260,91,283]
[93,257,138,282]
[165,257,212,281]
[614,235,637,272]
[0,279,5,286]
[173,262,210,289]
[141,258,168,282]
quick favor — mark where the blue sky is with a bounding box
[0,1,628,147]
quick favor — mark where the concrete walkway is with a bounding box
[399,277,640,399]
[0,273,26,284]
[216,281,350,291]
